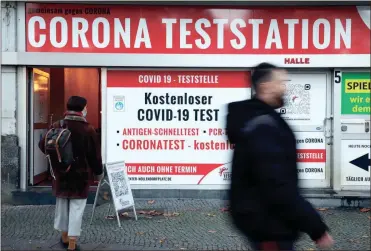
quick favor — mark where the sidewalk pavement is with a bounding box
[1,199,370,250]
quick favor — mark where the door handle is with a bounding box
[323,116,333,145]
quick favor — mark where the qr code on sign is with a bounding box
[110,171,129,197]
[282,83,311,115]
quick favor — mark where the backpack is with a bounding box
[44,120,75,178]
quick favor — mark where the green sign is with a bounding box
[341,72,371,115]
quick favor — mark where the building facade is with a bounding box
[1,0,370,203]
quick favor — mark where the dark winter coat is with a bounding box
[226,98,328,242]
[39,115,103,199]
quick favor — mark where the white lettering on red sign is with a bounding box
[25,4,371,54]
[28,16,152,49]
[27,16,351,50]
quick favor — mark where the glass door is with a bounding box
[282,71,332,188]
[31,68,51,185]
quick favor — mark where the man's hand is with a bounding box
[316,232,334,249]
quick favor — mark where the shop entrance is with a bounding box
[28,67,101,186]
[27,68,333,189]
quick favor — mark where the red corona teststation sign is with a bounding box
[26,4,370,55]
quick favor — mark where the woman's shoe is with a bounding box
[60,237,68,248]
[67,244,80,251]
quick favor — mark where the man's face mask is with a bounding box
[261,70,288,109]
[82,107,87,117]
[272,70,288,108]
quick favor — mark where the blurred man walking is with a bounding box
[226,63,334,251]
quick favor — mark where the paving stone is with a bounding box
[1,247,13,251]
[1,199,370,250]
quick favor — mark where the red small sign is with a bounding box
[107,71,250,88]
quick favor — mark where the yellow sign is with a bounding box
[345,79,371,93]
